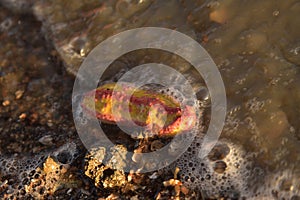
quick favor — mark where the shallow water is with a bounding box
[201,0,300,198]
[208,0,300,198]
[0,0,300,199]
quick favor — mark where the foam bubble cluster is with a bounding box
[169,134,300,199]
[171,137,260,199]
[0,142,78,199]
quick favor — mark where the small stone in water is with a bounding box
[15,90,24,99]
[273,10,280,17]
[19,113,26,120]
[2,100,10,106]
[38,135,53,146]
[213,160,227,174]
[207,143,230,161]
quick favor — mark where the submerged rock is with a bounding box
[32,0,195,76]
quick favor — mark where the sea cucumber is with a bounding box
[81,83,196,137]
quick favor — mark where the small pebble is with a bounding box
[208,143,230,161]
[150,140,164,151]
[15,90,24,99]
[2,100,10,106]
[80,49,86,57]
[19,113,26,120]
[67,188,73,195]
[273,10,280,17]
[38,135,53,146]
[149,172,158,179]
[130,195,139,200]
[213,161,227,174]
[47,120,53,127]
